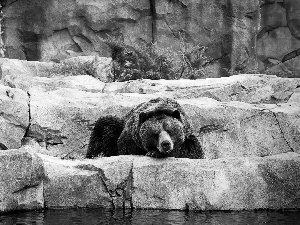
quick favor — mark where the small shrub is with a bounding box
[49,59,97,77]
[103,33,210,81]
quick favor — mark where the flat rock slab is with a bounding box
[103,74,300,104]
[29,89,153,158]
[39,152,300,210]
[0,85,29,149]
[0,150,44,213]
[28,88,300,159]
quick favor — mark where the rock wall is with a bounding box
[1,149,300,212]
[4,0,300,77]
[1,57,300,159]
[2,0,260,77]
[258,0,300,76]
[0,57,300,212]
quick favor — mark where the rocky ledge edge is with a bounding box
[1,148,299,213]
[0,57,300,213]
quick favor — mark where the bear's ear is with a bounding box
[139,112,148,124]
[172,110,181,120]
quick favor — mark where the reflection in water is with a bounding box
[0,209,300,225]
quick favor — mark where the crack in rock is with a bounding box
[22,91,31,144]
[272,111,295,152]
[76,162,134,209]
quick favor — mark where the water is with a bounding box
[0,209,300,225]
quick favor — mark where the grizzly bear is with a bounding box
[86,97,203,159]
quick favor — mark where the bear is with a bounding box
[86,97,204,159]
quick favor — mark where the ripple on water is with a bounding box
[0,209,300,225]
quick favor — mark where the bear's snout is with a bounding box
[158,131,174,153]
[161,140,171,149]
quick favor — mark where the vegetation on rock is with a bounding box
[104,34,210,81]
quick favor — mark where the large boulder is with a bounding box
[258,0,300,76]
[1,59,300,159]
[38,152,300,210]
[132,152,300,210]
[180,99,299,159]
[0,149,44,213]
[0,84,29,149]
[28,88,152,158]
[41,154,134,209]
[105,74,300,103]
[0,56,113,88]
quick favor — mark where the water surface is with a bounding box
[1,208,299,225]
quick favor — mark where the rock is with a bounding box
[0,149,44,213]
[41,154,134,209]
[256,27,300,62]
[132,152,300,210]
[2,0,260,77]
[180,100,296,159]
[270,102,300,153]
[27,90,300,159]
[28,88,153,158]
[284,0,300,39]
[28,75,106,93]
[288,87,300,102]
[266,56,300,77]
[0,57,113,90]
[257,0,300,76]
[1,60,299,159]
[38,152,300,210]
[104,74,300,104]
[0,58,55,89]
[0,84,29,149]
[61,56,113,82]
[260,2,287,30]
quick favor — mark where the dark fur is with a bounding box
[86,97,204,159]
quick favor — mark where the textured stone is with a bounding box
[0,57,112,90]
[180,100,296,159]
[28,88,152,158]
[0,84,29,149]
[0,150,44,213]
[260,2,287,29]
[256,27,300,62]
[104,74,300,104]
[132,152,300,210]
[266,56,300,77]
[284,0,300,39]
[2,0,260,77]
[1,60,299,159]
[37,152,300,210]
[41,154,133,209]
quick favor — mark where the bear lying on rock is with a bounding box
[86,97,204,159]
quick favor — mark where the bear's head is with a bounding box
[138,110,185,157]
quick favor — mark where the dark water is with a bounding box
[1,209,300,225]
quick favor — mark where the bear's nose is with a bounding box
[161,141,171,149]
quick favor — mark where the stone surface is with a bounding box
[256,27,300,62]
[5,0,300,76]
[105,74,300,104]
[28,87,153,158]
[38,152,300,210]
[2,0,260,77]
[41,154,134,209]
[0,150,44,213]
[0,56,113,89]
[1,58,300,159]
[284,0,300,39]
[257,0,300,76]
[132,152,300,210]
[181,100,297,159]
[0,84,29,149]
[0,57,300,212]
